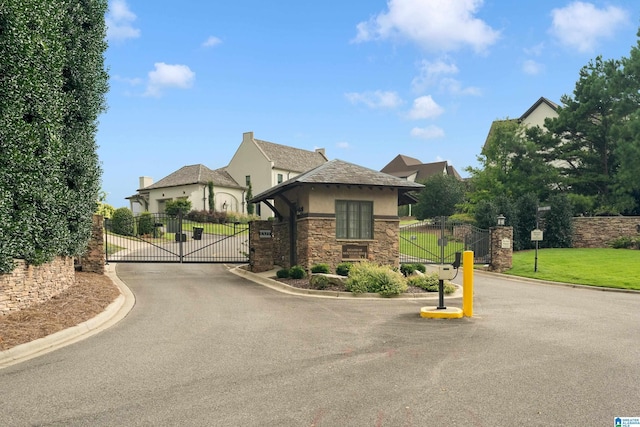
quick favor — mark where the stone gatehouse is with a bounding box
[248,159,423,273]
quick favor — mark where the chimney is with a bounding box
[243,131,254,142]
[315,148,326,158]
[139,176,153,189]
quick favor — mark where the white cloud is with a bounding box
[145,63,195,97]
[549,1,628,53]
[353,0,500,53]
[202,36,222,48]
[106,0,140,42]
[407,95,444,120]
[345,90,403,109]
[522,59,544,75]
[336,142,350,149]
[524,43,545,57]
[412,59,480,95]
[411,125,445,140]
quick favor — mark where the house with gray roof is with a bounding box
[128,131,328,217]
[249,159,424,271]
[128,164,245,214]
[226,131,328,218]
[381,154,462,183]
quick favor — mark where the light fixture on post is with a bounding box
[497,214,506,226]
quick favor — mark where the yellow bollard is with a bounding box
[463,250,474,317]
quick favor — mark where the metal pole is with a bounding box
[535,208,539,272]
[437,279,446,309]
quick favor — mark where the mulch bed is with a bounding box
[0,272,120,351]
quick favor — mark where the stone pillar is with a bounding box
[249,220,274,273]
[489,226,513,273]
[80,214,105,274]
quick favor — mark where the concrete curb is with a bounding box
[0,264,135,369]
[229,265,463,300]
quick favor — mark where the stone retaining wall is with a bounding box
[0,256,75,315]
[572,216,640,248]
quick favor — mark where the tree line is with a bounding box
[412,27,640,249]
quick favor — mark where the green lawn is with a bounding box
[399,228,465,261]
[506,248,640,290]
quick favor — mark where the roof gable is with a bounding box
[520,96,559,121]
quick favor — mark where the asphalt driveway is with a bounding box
[0,263,638,426]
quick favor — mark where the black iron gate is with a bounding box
[104,212,249,263]
[400,217,490,265]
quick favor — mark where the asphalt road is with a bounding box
[1,263,638,426]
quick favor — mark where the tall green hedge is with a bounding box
[0,0,108,273]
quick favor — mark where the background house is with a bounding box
[226,131,328,219]
[381,155,461,182]
[483,96,559,150]
[128,131,328,217]
[127,164,244,215]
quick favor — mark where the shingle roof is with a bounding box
[140,164,242,190]
[254,138,327,172]
[381,156,461,183]
[251,159,423,202]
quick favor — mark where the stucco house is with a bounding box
[248,159,424,272]
[483,96,559,150]
[226,131,328,219]
[128,131,328,217]
[127,164,244,215]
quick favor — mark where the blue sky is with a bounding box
[99,0,640,207]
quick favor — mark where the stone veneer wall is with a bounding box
[0,256,75,315]
[249,220,275,273]
[572,216,640,248]
[489,226,513,273]
[296,216,400,272]
[79,214,105,274]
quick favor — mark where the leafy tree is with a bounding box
[0,0,108,273]
[538,57,622,211]
[514,193,539,251]
[165,199,192,217]
[466,120,557,204]
[543,193,574,248]
[473,199,498,230]
[414,174,465,220]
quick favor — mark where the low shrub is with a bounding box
[137,212,155,236]
[185,210,228,224]
[609,236,640,249]
[276,268,290,278]
[311,263,330,274]
[310,274,329,290]
[345,262,407,297]
[400,263,426,276]
[407,273,455,294]
[111,207,134,236]
[289,265,307,279]
[336,262,352,276]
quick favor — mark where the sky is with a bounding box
[99,0,640,207]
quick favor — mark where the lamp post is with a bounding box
[497,214,505,226]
